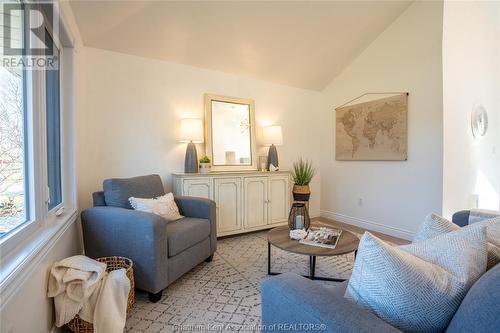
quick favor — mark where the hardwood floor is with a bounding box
[219,217,411,245]
[313,216,410,245]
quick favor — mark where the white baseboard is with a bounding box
[310,210,320,219]
[320,210,414,241]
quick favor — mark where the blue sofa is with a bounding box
[261,210,500,333]
[81,174,217,302]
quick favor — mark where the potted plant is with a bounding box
[199,155,211,173]
[291,158,315,201]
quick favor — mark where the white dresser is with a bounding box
[173,171,291,237]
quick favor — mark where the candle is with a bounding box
[295,215,304,230]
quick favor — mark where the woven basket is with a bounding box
[66,256,135,333]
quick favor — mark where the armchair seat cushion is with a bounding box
[166,217,210,257]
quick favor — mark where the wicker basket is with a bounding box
[66,256,135,333]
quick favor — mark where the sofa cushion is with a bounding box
[166,217,210,257]
[446,264,500,333]
[413,213,456,242]
[103,174,165,209]
[261,273,402,333]
[414,213,500,270]
[330,280,349,297]
[345,227,488,333]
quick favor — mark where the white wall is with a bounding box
[0,223,81,333]
[442,1,500,217]
[319,1,444,240]
[76,47,323,216]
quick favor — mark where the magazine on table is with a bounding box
[299,227,343,249]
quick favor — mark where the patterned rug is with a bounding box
[125,230,356,333]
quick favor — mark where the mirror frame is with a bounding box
[204,93,258,171]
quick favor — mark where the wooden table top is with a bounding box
[267,222,360,257]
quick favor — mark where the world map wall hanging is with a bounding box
[335,93,408,161]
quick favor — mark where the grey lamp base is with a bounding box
[267,144,279,171]
[185,142,199,173]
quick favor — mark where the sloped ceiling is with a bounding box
[69,1,412,90]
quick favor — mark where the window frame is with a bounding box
[0,2,42,253]
[43,21,65,217]
[0,1,73,257]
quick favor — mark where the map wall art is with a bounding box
[335,93,408,161]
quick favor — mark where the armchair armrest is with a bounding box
[452,211,471,227]
[452,210,500,227]
[175,196,217,254]
[81,206,168,293]
[261,273,402,333]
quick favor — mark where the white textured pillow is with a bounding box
[345,227,488,333]
[129,193,183,221]
[414,213,500,270]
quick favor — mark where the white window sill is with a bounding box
[0,208,78,307]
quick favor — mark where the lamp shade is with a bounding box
[262,125,283,146]
[179,118,204,143]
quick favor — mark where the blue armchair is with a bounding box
[81,174,217,302]
[261,210,500,333]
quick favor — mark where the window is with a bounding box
[45,30,62,211]
[0,5,28,237]
[0,1,75,286]
[1,2,68,241]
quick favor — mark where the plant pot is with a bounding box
[199,163,211,173]
[293,184,311,201]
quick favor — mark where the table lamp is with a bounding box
[179,118,204,173]
[262,125,283,171]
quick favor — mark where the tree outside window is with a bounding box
[0,66,26,237]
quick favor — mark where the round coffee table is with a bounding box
[267,223,359,282]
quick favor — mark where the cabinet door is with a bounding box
[182,178,212,199]
[214,178,242,234]
[243,177,268,229]
[268,175,290,224]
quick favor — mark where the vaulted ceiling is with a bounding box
[69,1,412,90]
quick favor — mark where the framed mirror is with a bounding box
[204,94,257,171]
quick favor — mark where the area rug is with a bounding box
[125,230,356,333]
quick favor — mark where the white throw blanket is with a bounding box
[48,255,130,333]
[94,269,130,333]
[48,255,106,326]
